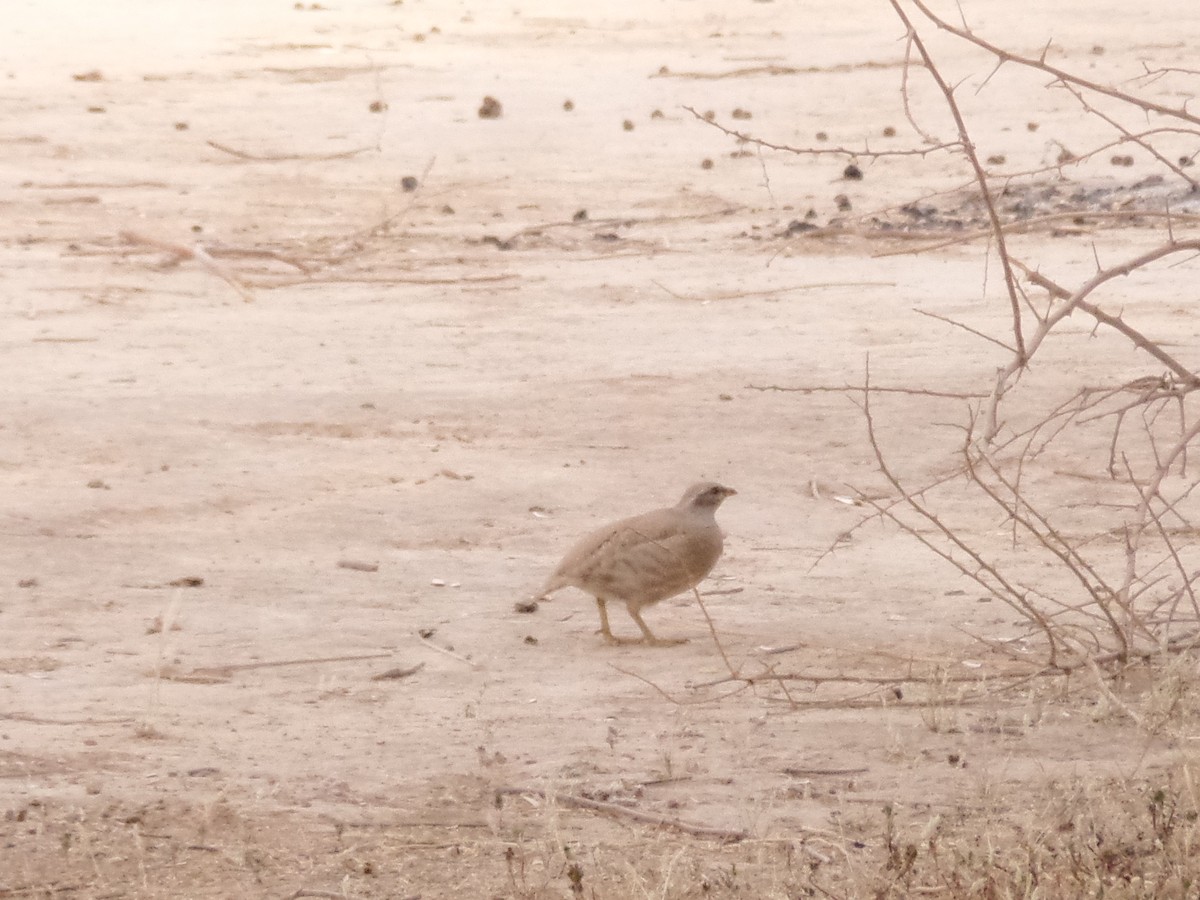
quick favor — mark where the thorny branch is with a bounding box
[684,105,958,160]
[692,1,1200,694]
[983,239,1200,444]
[907,0,1200,131]
[885,0,1027,364]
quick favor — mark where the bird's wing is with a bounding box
[545,510,719,601]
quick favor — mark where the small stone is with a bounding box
[478,96,502,119]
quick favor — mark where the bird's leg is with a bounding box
[595,597,648,645]
[595,597,621,644]
[627,604,687,647]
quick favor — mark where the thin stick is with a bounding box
[610,663,752,706]
[206,139,373,162]
[119,229,256,302]
[692,586,738,678]
[417,634,480,669]
[748,383,987,399]
[913,308,1016,353]
[188,652,392,678]
[495,786,748,842]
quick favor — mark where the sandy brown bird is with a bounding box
[540,482,737,645]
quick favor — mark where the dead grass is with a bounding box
[4,745,1199,898]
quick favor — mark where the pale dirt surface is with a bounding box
[3,1,1200,897]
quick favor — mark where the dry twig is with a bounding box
[495,786,748,842]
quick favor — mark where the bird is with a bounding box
[540,482,737,645]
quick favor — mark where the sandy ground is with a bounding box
[4,0,1200,896]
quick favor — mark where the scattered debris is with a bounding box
[338,560,379,573]
[478,95,502,119]
[514,600,539,613]
[372,662,425,681]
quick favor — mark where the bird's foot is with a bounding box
[600,632,641,646]
[599,631,688,647]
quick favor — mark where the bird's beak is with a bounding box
[722,486,738,497]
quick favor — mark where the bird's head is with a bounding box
[679,481,737,511]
